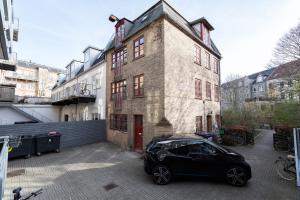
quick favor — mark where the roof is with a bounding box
[248,68,274,80]
[83,46,102,53]
[52,50,105,90]
[105,0,221,58]
[268,59,300,80]
[17,60,63,73]
[221,68,275,88]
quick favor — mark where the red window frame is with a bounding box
[214,84,219,102]
[215,114,221,128]
[115,20,125,46]
[112,47,127,69]
[196,116,203,133]
[195,79,202,99]
[110,114,127,132]
[213,58,219,74]
[206,81,211,100]
[205,52,210,69]
[111,80,127,98]
[194,45,201,65]
[134,74,144,97]
[133,35,144,59]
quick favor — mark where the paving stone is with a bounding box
[4,130,299,200]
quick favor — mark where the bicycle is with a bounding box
[13,187,43,200]
[275,155,296,181]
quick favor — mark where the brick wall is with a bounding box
[0,120,106,148]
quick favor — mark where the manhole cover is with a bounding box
[7,169,25,178]
[103,182,118,191]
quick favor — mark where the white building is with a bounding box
[0,0,19,102]
[52,46,106,121]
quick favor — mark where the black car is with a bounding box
[144,135,252,186]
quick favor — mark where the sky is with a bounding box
[14,0,300,82]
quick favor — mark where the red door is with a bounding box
[134,115,143,152]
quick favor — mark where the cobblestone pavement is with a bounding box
[4,130,299,200]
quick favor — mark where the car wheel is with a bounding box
[152,165,172,185]
[226,166,247,186]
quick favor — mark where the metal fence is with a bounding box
[0,136,9,200]
[294,128,300,187]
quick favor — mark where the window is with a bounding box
[111,80,127,98]
[134,36,144,59]
[196,116,202,133]
[289,92,294,100]
[110,114,127,132]
[195,79,202,99]
[112,47,127,69]
[280,82,284,89]
[201,24,210,46]
[281,92,285,99]
[215,114,221,128]
[213,58,219,74]
[194,45,201,64]
[134,75,144,97]
[206,81,211,100]
[189,142,218,155]
[204,52,210,69]
[214,85,219,102]
[288,80,293,87]
[116,22,125,45]
[92,113,101,120]
[169,141,189,156]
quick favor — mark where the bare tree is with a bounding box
[267,21,300,69]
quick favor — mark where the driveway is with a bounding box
[4,130,299,200]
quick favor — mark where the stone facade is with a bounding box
[106,5,221,150]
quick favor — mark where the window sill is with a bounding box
[194,61,201,66]
[110,128,128,133]
[206,98,212,101]
[133,54,145,61]
[134,95,144,98]
[195,97,202,100]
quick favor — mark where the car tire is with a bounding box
[152,165,172,185]
[226,166,248,186]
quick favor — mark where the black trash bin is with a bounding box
[35,132,61,156]
[8,135,34,159]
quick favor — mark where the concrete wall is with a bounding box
[0,107,31,125]
[13,104,60,122]
[0,120,106,148]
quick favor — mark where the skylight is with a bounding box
[141,15,148,22]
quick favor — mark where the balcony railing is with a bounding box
[52,83,96,104]
[4,71,38,81]
[0,86,15,102]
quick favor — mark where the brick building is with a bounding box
[105,0,221,151]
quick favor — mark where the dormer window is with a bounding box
[256,75,263,83]
[84,48,90,63]
[115,21,125,46]
[201,23,210,46]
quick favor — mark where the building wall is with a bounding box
[164,19,220,133]
[106,18,165,149]
[2,63,61,98]
[52,61,106,122]
[107,18,221,149]
[13,104,60,122]
[0,106,32,125]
